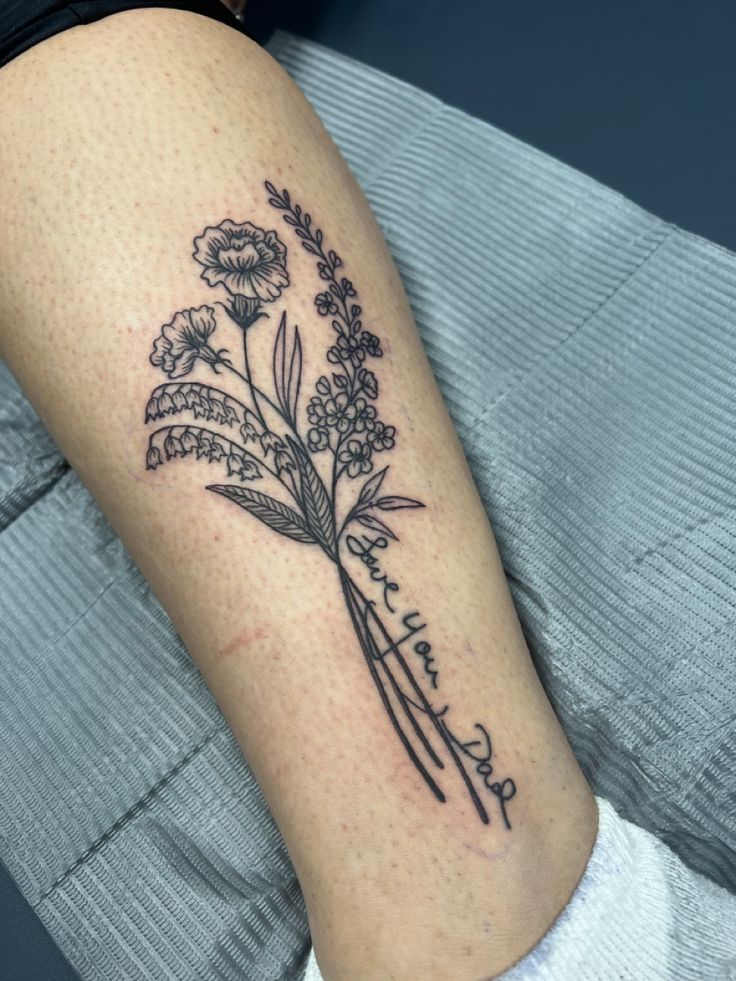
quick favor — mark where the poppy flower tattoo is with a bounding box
[142,183,517,828]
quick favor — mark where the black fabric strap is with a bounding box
[0,0,254,69]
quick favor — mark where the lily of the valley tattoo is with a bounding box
[143,181,516,827]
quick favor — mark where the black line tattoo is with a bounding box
[143,182,517,827]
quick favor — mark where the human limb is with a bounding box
[0,10,597,979]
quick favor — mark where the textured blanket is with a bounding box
[0,30,734,981]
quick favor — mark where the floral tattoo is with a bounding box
[143,181,517,827]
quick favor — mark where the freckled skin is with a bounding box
[0,10,597,981]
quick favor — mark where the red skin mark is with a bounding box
[462,839,513,862]
[218,625,269,660]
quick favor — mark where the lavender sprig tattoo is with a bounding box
[143,181,517,827]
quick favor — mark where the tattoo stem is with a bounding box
[346,572,490,825]
[336,505,358,541]
[330,445,340,512]
[339,565,447,804]
[231,327,308,510]
[241,328,268,433]
[220,359,294,438]
[343,575,444,770]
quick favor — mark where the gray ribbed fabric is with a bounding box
[0,28,734,981]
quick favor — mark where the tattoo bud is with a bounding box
[146,446,163,470]
[239,418,259,444]
[228,294,263,329]
[197,343,222,368]
[164,432,185,458]
[145,396,159,422]
[158,391,175,414]
[260,430,284,456]
[308,427,329,452]
[274,449,296,474]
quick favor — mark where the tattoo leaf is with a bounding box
[273,313,302,426]
[356,514,398,541]
[206,485,316,545]
[145,383,245,427]
[358,466,389,506]
[376,496,425,511]
[287,437,337,557]
[265,181,289,210]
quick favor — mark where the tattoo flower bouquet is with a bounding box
[143,182,515,826]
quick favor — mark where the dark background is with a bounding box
[246,0,736,251]
[3,2,735,978]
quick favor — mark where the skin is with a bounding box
[0,10,598,979]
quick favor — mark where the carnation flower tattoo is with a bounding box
[143,182,517,827]
[193,219,289,303]
[150,305,221,378]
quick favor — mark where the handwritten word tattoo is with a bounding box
[143,182,517,827]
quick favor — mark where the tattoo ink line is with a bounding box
[142,184,517,828]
